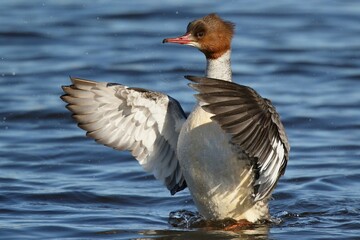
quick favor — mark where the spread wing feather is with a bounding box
[61,77,187,194]
[186,75,290,201]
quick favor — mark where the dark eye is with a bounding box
[196,32,205,38]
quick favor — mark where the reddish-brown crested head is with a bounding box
[163,13,235,59]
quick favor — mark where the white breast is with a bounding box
[177,105,267,221]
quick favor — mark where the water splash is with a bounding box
[168,210,206,228]
[168,210,268,231]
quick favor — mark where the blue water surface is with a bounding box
[0,0,359,239]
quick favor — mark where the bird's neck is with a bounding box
[205,49,232,82]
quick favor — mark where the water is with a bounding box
[0,0,359,239]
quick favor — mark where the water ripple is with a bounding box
[0,0,359,239]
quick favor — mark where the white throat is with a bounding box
[205,50,232,82]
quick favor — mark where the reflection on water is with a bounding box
[137,226,270,240]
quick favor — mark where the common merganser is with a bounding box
[61,13,290,223]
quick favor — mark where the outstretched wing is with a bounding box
[61,77,187,194]
[186,75,290,201]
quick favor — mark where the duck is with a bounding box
[61,13,290,224]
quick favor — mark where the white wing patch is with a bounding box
[254,137,286,201]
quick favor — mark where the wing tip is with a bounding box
[185,75,232,84]
[187,82,198,91]
[170,181,187,195]
[69,76,97,86]
[60,94,69,103]
[184,75,203,83]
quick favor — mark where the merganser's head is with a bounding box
[163,13,235,59]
